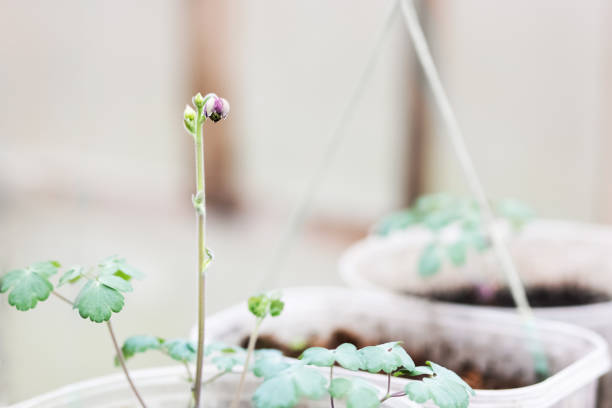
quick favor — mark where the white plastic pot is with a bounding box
[206,286,610,408]
[339,219,612,405]
[7,364,409,408]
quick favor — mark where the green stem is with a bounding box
[380,391,406,403]
[330,366,335,408]
[107,321,148,408]
[52,291,147,407]
[230,318,262,408]
[192,115,208,407]
[52,290,73,306]
[183,362,194,382]
[203,370,228,386]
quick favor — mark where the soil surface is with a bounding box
[243,328,530,390]
[422,283,611,308]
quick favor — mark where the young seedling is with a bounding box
[374,193,534,277]
[248,341,474,408]
[230,292,285,408]
[0,257,147,407]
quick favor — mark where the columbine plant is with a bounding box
[0,94,474,408]
[183,91,229,407]
[374,193,534,277]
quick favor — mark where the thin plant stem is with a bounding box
[203,371,228,386]
[230,318,263,408]
[330,365,335,408]
[193,114,208,407]
[107,320,148,408]
[183,362,194,382]
[399,0,549,378]
[256,0,401,291]
[51,291,147,407]
[386,373,391,397]
[380,391,406,403]
[52,290,73,306]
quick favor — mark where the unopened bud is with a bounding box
[203,93,230,123]
[183,105,197,134]
[193,93,205,109]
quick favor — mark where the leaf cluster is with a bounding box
[373,193,534,276]
[251,341,473,408]
[118,335,198,365]
[0,256,143,323]
[248,292,285,319]
[118,337,256,374]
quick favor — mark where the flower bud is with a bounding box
[192,93,205,109]
[203,93,230,123]
[184,105,196,121]
[183,105,197,134]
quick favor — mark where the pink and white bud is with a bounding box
[203,93,230,123]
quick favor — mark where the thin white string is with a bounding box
[400,0,548,375]
[257,0,402,290]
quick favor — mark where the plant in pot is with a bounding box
[339,192,612,406]
[1,93,474,408]
[204,286,610,408]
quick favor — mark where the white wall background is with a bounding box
[423,0,612,221]
[232,0,413,223]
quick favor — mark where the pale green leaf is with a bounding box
[292,366,327,399]
[164,339,197,362]
[300,347,335,367]
[0,268,53,311]
[98,256,144,280]
[330,378,380,408]
[404,381,429,403]
[403,361,474,408]
[74,280,124,323]
[334,343,363,371]
[359,343,413,374]
[58,266,83,287]
[328,378,351,398]
[121,335,163,361]
[30,261,61,278]
[253,350,290,378]
[98,275,133,293]
[446,240,467,267]
[253,375,297,408]
[419,243,442,277]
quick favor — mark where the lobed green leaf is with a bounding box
[253,349,290,379]
[58,266,83,287]
[359,342,414,374]
[334,343,364,371]
[300,343,364,371]
[253,375,297,408]
[404,361,474,408]
[0,261,59,311]
[300,347,335,367]
[74,280,124,323]
[252,364,327,408]
[98,256,144,281]
[164,339,197,363]
[121,335,163,361]
[98,275,133,293]
[446,240,467,267]
[418,243,442,277]
[329,377,380,408]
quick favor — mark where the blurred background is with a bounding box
[0,0,611,403]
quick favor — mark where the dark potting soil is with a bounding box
[243,328,530,390]
[423,283,611,308]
